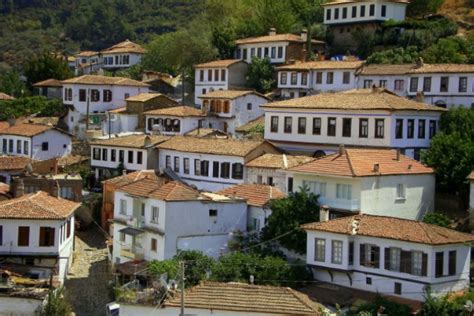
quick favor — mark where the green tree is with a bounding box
[367,47,421,64]
[262,186,320,254]
[422,213,451,228]
[211,25,236,59]
[253,0,298,35]
[246,57,275,93]
[41,286,71,316]
[422,37,472,64]
[407,0,444,17]
[24,52,72,88]
[422,107,474,193]
[347,295,411,316]
[0,70,26,97]
[0,96,64,120]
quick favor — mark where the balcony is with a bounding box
[120,246,145,261]
[319,197,360,212]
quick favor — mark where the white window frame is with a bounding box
[303,180,326,197]
[119,199,127,215]
[331,240,343,264]
[336,184,352,200]
[396,183,406,200]
[389,247,401,271]
[314,238,326,262]
[412,251,423,276]
[151,206,159,223]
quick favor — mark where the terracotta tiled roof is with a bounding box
[144,106,206,117]
[235,116,265,133]
[359,63,474,75]
[323,0,409,6]
[0,156,33,171]
[217,184,285,207]
[0,182,9,195]
[0,92,14,100]
[61,75,149,87]
[236,33,324,45]
[0,191,80,220]
[290,148,434,177]
[101,40,145,54]
[117,178,205,201]
[247,153,314,170]
[32,79,62,87]
[263,89,447,112]
[184,128,227,137]
[358,64,416,75]
[302,214,474,245]
[125,93,166,102]
[0,123,63,137]
[200,90,269,100]
[194,59,244,68]
[278,61,364,71]
[157,136,274,157]
[76,51,98,57]
[468,172,474,181]
[57,155,89,167]
[103,170,164,186]
[164,281,323,314]
[91,134,169,149]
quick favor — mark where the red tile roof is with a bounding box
[246,153,314,170]
[144,106,206,117]
[61,75,149,87]
[32,79,62,87]
[0,156,34,171]
[217,184,286,207]
[0,191,80,220]
[101,40,145,54]
[236,33,324,45]
[117,178,206,201]
[302,214,474,245]
[194,59,245,68]
[290,148,434,177]
[278,61,364,71]
[0,123,59,137]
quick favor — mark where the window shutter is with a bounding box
[373,246,380,268]
[39,227,46,247]
[422,253,428,276]
[359,244,365,266]
[401,250,411,274]
[49,228,55,247]
[384,247,390,270]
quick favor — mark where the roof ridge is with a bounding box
[344,150,356,177]
[284,287,318,311]
[29,191,70,218]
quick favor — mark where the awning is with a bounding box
[119,227,144,236]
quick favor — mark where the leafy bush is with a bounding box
[422,213,452,228]
[246,57,276,93]
[347,295,411,316]
[0,96,64,120]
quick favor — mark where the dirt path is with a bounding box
[65,226,113,316]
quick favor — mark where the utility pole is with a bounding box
[85,88,91,131]
[181,68,185,106]
[180,260,185,316]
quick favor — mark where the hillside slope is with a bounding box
[438,0,473,34]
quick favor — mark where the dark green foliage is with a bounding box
[417,288,473,316]
[422,36,474,64]
[246,57,275,93]
[347,295,411,316]
[211,26,236,59]
[262,186,320,254]
[366,47,421,64]
[422,107,474,193]
[24,52,72,87]
[407,0,444,17]
[0,96,64,120]
[0,70,27,97]
[422,213,452,228]
[41,286,72,316]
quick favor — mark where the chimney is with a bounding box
[415,57,424,68]
[408,164,412,170]
[339,144,346,155]
[416,91,424,103]
[51,181,59,198]
[249,275,254,285]
[15,178,24,198]
[7,116,16,127]
[122,170,127,176]
[319,205,330,222]
[396,149,400,161]
[373,163,380,173]
[301,28,308,42]
[269,28,276,36]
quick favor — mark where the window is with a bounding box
[407,119,414,139]
[280,72,287,85]
[23,141,28,155]
[326,72,334,84]
[199,70,204,82]
[360,244,380,268]
[277,47,283,59]
[396,183,406,199]
[389,248,401,271]
[79,89,86,102]
[316,72,322,84]
[298,117,306,134]
[336,184,352,199]
[314,238,325,261]
[174,156,180,172]
[359,118,368,138]
[220,162,230,178]
[183,158,190,174]
[165,155,171,169]
[18,226,30,246]
[369,4,375,16]
[360,5,365,17]
[59,187,73,199]
[214,69,219,82]
[429,120,436,139]
[221,69,226,81]
[199,160,208,177]
[303,180,327,196]
[16,140,21,154]
[102,148,108,161]
[291,72,297,85]
[447,250,457,276]
[120,232,125,242]
[257,47,262,58]
[459,77,468,92]
[120,199,127,215]
[284,117,292,133]
[232,163,243,179]
[435,252,444,278]
[209,209,218,217]
[331,240,343,264]
[212,161,219,178]
[440,76,449,92]
[39,227,55,247]
[410,251,423,276]
[342,72,350,84]
[379,80,387,88]
[312,118,321,135]
[124,93,130,99]
[381,5,387,17]
[409,78,418,92]
[326,8,331,20]
[287,177,293,193]
[128,151,133,163]
[352,6,357,18]
[394,283,402,295]
[2,140,6,153]
[194,159,201,176]
[267,176,273,186]
[91,89,100,102]
[418,119,425,138]
[327,117,336,136]
[342,7,347,19]
[375,119,384,138]
[243,48,248,60]
[247,103,252,110]
[342,118,351,137]
[363,79,373,88]
[270,47,276,59]
[111,149,116,162]
[235,49,241,59]
[301,72,308,85]
[208,69,212,81]
[151,206,159,223]
[394,79,404,91]
[366,277,372,285]
[264,47,269,57]
[349,242,354,265]
[334,8,339,19]
[423,77,431,92]
[395,119,403,139]
[93,148,101,160]
[270,116,279,133]
[0,225,2,245]
[41,142,49,151]
[151,238,157,252]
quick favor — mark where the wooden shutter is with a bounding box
[359,244,365,266]
[401,250,412,274]
[373,246,380,268]
[49,228,55,247]
[66,219,71,238]
[39,227,46,246]
[384,247,390,270]
[18,226,29,246]
[422,253,428,276]
[448,251,456,276]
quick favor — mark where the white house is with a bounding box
[111,176,247,264]
[291,147,435,220]
[156,136,280,191]
[322,0,408,48]
[470,172,474,211]
[90,134,169,181]
[194,59,248,105]
[235,28,326,64]
[144,106,207,135]
[217,184,286,232]
[200,90,270,135]
[100,40,145,71]
[74,51,100,75]
[245,153,314,194]
[0,190,80,284]
[277,60,364,99]
[262,88,447,159]
[117,281,324,316]
[302,214,474,302]
[61,75,149,138]
[357,62,474,109]
[0,123,72,161]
